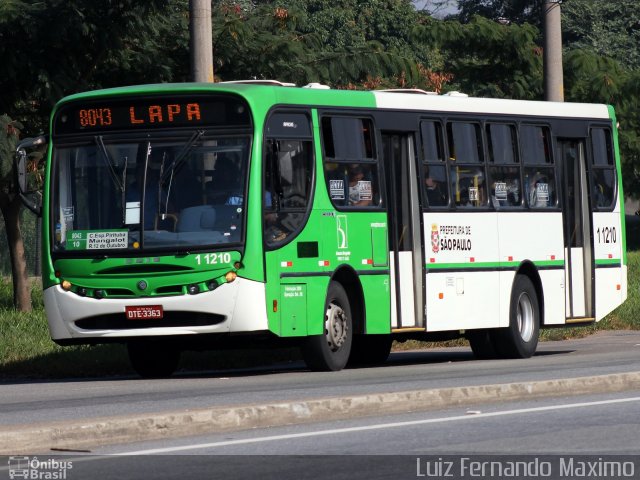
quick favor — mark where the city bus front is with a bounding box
[44,89,267,375]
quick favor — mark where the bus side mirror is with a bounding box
[14,135,46,216]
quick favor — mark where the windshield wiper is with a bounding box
[159,130,204,217]
[95,135,124,192]
[160,130,204,186]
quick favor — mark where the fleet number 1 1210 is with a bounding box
[596,226,617,244]
[195,252,232,265]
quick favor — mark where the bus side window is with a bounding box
[321,116,381,209]
[590,127,615,209]
[447,121,487,208]
[521,125,556,209]
[487,123,521,208]
[263,138,314,245]
[420,120,449,208]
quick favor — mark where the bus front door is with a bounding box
[382,133,424,329]
[559,138,594,320]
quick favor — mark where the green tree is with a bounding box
[562,0,640,71]
[211,1,424,88]
[0,0,184,134]
[419,15,543,98]
[0,115,32,310]
[456,0,540,26]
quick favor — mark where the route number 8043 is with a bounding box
[195,252,232,265]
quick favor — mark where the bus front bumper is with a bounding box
[43,277,269,341]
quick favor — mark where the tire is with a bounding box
[466,329,499,360]
[127,338,181,378]
[301,281,353,371]
[494,274,540,359]
[348,334,392,367]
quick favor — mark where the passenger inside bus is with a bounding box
[423,166,447,206]
[528,172,551,208]
[347,164,373,206]
[206,154,242,206]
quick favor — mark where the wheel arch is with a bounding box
[330,265,365,335]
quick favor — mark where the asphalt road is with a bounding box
[3,391,638,480]
[98,390,640,455]
[2,331,640,425]
[1,330,640,456]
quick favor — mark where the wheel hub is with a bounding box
[325,302,348,352]
[517,292,535,342]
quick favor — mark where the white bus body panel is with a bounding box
[424,211,567,331]
[390,252,417,329]
[373,92,610,120]
[424,212,500,331]
[498,212,566,326]
[592,208,627,321]
[43,277,269,341]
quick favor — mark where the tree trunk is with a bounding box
[0,193,32,312]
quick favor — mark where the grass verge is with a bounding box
[1,252,638,378]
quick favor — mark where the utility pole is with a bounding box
[543,0,564,101]
[190,0,214,82]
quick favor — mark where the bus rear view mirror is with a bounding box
[15,135,46,216]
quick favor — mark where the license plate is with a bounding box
[125,305,164,320]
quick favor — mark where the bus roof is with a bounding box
[55,82,611,120]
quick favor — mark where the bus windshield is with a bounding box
[51,132,250,253]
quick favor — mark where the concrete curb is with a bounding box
[2,371,640,454]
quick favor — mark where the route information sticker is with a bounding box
[66,230,129,250]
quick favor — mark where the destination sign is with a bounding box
[54,95,251,135]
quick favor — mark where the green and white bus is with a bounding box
[17,81,627,377]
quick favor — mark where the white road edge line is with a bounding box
[118,395,640,455]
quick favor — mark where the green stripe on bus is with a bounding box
[595,258,622,266]
[425,260,565,270]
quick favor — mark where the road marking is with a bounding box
[120,395,640,455]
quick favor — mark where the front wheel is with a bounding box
[301,281,353,371]
[494,274,540,359]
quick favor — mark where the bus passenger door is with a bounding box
[382,133,424,329]
[559,139,594,320]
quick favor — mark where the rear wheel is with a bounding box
[127,338,180,378]
[301,281,352,371]
[467,329,499,360]
[494,274,540,358]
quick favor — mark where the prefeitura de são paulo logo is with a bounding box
[431,224,440,253]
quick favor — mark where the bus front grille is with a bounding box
[75,312,226,330]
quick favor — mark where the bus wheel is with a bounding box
[496,274,540,359]
[348,334,392,367]
[302,281,353,371]
[466,329,499,360]
[127,339,180,378]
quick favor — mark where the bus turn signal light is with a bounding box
[225,271,237,283]
[61,280,72,291]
